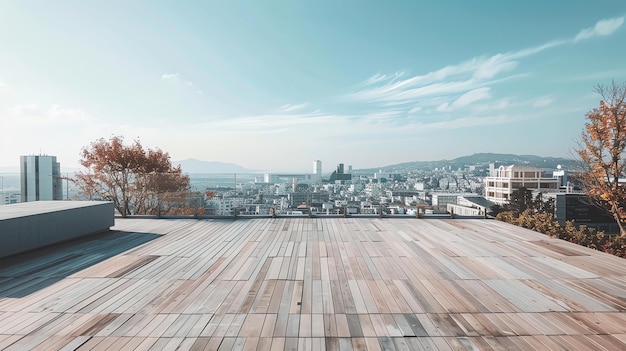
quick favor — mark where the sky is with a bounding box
[1,1,626,173]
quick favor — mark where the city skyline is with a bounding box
[2,1,626,173]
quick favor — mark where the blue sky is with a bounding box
[1,1,626,173]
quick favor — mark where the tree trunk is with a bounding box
[618,219,626,237]
[611,204,626,237]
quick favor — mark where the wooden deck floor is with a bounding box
[1,217,626,350]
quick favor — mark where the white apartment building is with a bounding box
[1,192,19,205]
[484,164,559,205]
[205,198,235,215]
[20,155,62,202]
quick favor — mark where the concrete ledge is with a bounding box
[0,201,114,258]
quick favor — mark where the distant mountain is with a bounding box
[450,153,576,169]
[175,158,253,174]
[358,153,576,173]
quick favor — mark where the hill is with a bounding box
[358,153,576,173]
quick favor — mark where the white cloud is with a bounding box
[473,55,518,80]
[470,98,510,113]
[48,105,86,121]
[361,110,404,123]
[280,102,310,112]
[533,97,554,108]
[402,114,517,133]
[205,110,338,134]
[361,73,389,86]
[347,42,547,105]
[161,73,180,80]
[348,16,622,110]
[10,103,42,116]
[436,102,449,112]
[8,103,87,124]
[361,71,406,85]
[451,87,491,109]
[575,17,624,42]
[408,106,422,113]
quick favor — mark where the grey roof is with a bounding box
[0,200,113,220]
[459,195,495,209]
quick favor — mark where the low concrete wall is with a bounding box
[0,201,114,258]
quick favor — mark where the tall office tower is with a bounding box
[20,155,63,202]
[313,160,322,184]
[313,160,322,175]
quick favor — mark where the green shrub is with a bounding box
[495,211,626,259]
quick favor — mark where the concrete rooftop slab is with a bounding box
[0,201,113,221]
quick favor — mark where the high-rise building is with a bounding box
[313,160,322,184]
[20,155,63,202]
[313,160,322,175]
[329,163,352,183]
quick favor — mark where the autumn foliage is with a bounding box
[75,136,191,216]
[577,82,626,236]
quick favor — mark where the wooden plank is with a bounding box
[239,313,265,337]
[311,313,325,338]
[187,314,215,337]
[260,314,277,338]
[225,314,246,337]
[285,314,300,337]
[369,314,389,337]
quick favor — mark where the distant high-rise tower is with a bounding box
[328,163,351,183]
[337,163,344,174]
[312,160,322,184]
[20,155,62,202]
[313,160,322,175]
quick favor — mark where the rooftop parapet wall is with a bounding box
[0,201,114,258]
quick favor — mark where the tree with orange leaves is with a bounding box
[577,81,626,236]
[75,136,190,217]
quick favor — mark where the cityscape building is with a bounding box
[431,192,474,210]
[446,194,494,216]
[553,192,619,233]
[313,160,321,175]
[20,155,62,202]
[484,164,559,205]
[328,163,351,183]
[312,160,322,184]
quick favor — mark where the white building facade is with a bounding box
[484,164,559,205]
